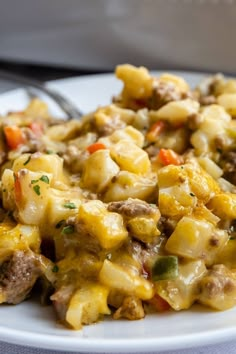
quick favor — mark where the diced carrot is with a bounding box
[149,294,170,312]
[29,122,44,137]
[146,121,165,142]
[158,148,182,166]
[4,125,25,150]
[87,142,107,154]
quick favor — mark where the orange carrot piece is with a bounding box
[4,126,25,150]
[87,142,107,154]
[146,121,165,142]
[158,148,182,166]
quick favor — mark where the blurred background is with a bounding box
[0,0,235,90]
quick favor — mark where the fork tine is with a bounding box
[0,69,83,120]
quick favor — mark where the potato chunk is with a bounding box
[79,200,128,249]
[207,193,236,220]
[103,171,156,202]
[155,259,206,310]
[110,140,151,175]
[81,150,119,193]
[116,64,153,99]
[165,216,228,265]
[99,259,154,300]
[66,283,110,329]
[153,99,199,125]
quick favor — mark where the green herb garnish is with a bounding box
[52,265,59,273]
[62,225,74,235]
[63,202,76,209]
[23,155,31,166]
[40,175,49,184]
[33,185,41,196]
[190,192,195,197]
[31,179,39,184]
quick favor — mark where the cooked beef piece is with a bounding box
[220,151,236,185]
[51,285,74,322]
[107,198,157,217]
[149,82,181,110]
[0,250,42,304]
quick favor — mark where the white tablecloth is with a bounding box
[0,340,236,354]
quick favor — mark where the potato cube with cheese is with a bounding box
[155,259,206,310]
[99,259,154,300]
[81,149,120,193]
[110,140,151,175]
[165,216,228,265]
[207,193,236,220]
[153,99,199,125]
[103,171,157,202]
[12,152,68,186]
[79,200,128,249]
[14,169,52,225]
[66,283,110,329]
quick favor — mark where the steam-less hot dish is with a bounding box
[0,65,235,330]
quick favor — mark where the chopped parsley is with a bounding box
[190,192,195,197]
[63,202,76,209]
[23,155,31,166]
[62,225,74,235]
[31,175,49,185]
[46,150,54,154]
[39,175,49,184]
[33,185,41,196]
[52,265,59,273]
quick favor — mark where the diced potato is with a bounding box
[46,120,81,141]
[158,164,220,218]
[110,140,150,175]
[218,239,236,269]
[116,64,153,99]
[15,169,52,225]
[107,126,144,147]
[198,265,236,310]
[127,216,160,243]
[47,188,82,225]
[159,73,189,93]
[66,283,110,329]
[155,259,206,310]
[201,104,231,123]
[99,259,154,300]
[0,221,40,252]
[25,98,49,119]
[1,169,15,210]
[153,99,199,125]
[197,157,223,180]
[94,105,136,126]
[207,193,236,220]
[217,93,236,115]
[79,200,128,249]
[103,171,157,202]
[12,152,68,186]
[165,216,228,265]
[81,150,120,193]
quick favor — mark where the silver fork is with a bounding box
[0,69,83,119]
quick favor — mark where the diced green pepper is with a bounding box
[151,255,178,281]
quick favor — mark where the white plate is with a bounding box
[0,71,235,353]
